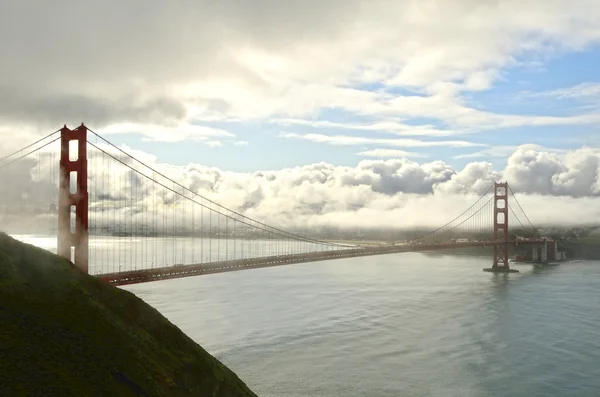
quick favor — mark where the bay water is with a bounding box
[121,252,600,396]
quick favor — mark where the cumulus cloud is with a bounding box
[2,143,599,234]
[504,146,600,196]
[131,145,600,228]
[434,162,501,196]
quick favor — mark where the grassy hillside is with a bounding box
[0,233,258,397]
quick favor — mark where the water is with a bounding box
[120,252,600,397]
[10,235,348,274]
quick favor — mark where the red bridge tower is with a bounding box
[57,124,89,273]
[484,182,518,273]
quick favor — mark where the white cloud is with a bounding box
[527,82,600,100]
[205,140,223,148]
[3,143,600,233]
[98,123,234,144]
[280,132,484,148]
[5,1,600,239]
[153,145,600,228]
[271,118,463,137]
[357,149,426,158]
[233,140,249,146]
[453,144,565,160]
[0,124,65,158]
[2,0,600,140]
[503,146,600,196]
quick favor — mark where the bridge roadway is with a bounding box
[99,239,544,286]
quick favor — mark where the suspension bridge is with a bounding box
[0,124,549,286]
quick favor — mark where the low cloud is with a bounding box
[503,146,600,196]
[2,144,599,233]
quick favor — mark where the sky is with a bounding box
[1,0,600,229]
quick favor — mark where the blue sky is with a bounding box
[104,45,600,173]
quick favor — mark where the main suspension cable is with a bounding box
[87,129,350,248]
[0,129,61,164]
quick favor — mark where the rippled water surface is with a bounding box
[124,253,600,397]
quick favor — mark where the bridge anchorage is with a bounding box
[0,123,549,286]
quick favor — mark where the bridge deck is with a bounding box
[100,240,543,286]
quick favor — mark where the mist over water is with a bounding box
[10,235,344,274]
[121,252,600,397]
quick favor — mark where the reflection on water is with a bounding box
[9,235,341,274]
[123,253,600,397]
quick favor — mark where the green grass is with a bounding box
[0,233,258,397]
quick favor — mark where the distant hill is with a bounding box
[0,233,257,397]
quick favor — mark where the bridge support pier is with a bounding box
[532,246,539,262]
[541,240,548,263]
[484,182,519,273]
[57,124,89,273]
[483,265,519,273]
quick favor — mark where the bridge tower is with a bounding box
[485,182,518,273]
[57,124,89,273]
